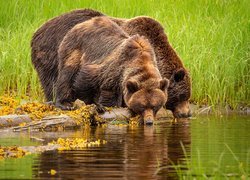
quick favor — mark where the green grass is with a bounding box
[0,0,249,107]
[170,143,250,179]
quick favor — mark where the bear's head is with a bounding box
[166,68,192,118]
[124,78,169,124]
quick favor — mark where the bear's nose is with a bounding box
[145,118,153,125]
[143,109,154,125]
[177,110,192,118]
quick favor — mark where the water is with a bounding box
[0,115,249,179]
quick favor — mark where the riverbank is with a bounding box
[0,96,249,134]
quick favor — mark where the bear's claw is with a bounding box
[55,102,75,111]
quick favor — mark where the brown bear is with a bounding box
[31,9,191,118]
[112,17,192,118]
[43,16,169,124]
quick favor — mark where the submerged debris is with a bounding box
[0,146,28,159]
[50,169,57,175]
[0,137,107,159]
[49,138,107,151]
[129,115,141,126]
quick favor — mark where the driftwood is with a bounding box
[0,114,32,127]
[0,106,175,132]
[11,115,78,132]
[0,108,133,132]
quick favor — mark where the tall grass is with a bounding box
[0,0,249,107]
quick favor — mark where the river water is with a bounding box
[0,115,249,179]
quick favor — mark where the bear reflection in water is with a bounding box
[33,121,190,179]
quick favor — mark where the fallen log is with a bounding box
[0,107,133,132]
[0,96,174,132]
[0,114,32,127]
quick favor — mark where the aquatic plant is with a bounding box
[0,146,28,159]
[49,138,107,151]
[0,137,107,159]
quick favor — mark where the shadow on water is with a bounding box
[0,115,249,179]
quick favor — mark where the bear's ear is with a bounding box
[160,78,169,91]
[174,68,186,82]
[126,80,139,93]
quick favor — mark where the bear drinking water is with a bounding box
[31,9,191,119]
[34,16,169,124]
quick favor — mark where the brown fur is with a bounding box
[112,17,191,118]
[31,9,191,118]
[31,9,104,100]
[64,50,82,67]
[53,16,168,122]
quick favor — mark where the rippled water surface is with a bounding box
[0,115,249,179]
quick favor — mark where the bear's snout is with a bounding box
[173,101,191,118]
[174,110,192,118]
[143,109,154,125]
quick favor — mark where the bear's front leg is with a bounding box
[55,67,77,110]
[97,89,123,111]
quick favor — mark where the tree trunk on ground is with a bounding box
[0,108,132,132]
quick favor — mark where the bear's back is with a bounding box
[31,9,105,100]
[59,16,129,65]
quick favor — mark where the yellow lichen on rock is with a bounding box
[16,102,55,120]
[0,96,19,108]
[64,105,107,125]
[65,106,93,125]
[0,96,19,116]
[0,96,136,127]
[0,106,15,116]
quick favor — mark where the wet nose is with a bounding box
[179,110,192,118]
[145,118,153,125]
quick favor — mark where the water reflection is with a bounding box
[1,116,249,179]
[33,120,191,179]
